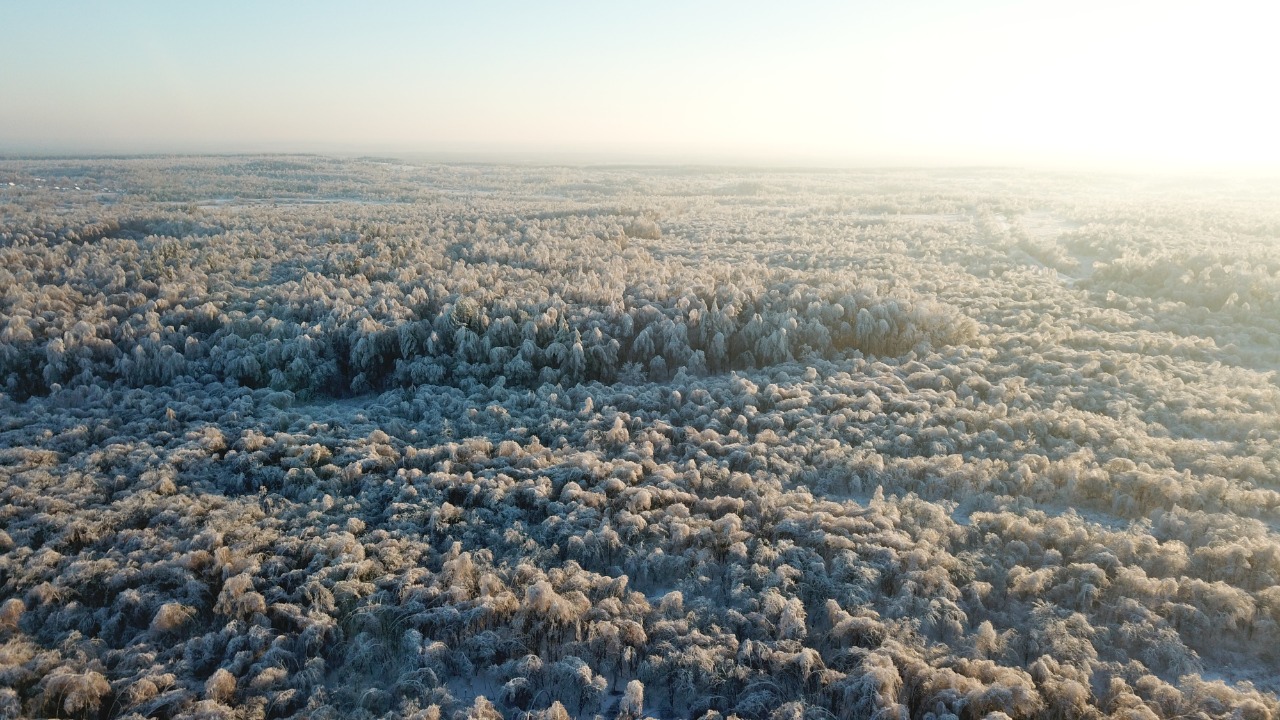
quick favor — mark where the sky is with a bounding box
[2,1,1277,171]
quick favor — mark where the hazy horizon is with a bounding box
[4,1,1277,173]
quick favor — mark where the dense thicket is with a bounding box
[0,157,1277,720]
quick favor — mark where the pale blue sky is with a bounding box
[2,1,1276,170]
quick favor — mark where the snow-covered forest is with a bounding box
[1,156,1278,720]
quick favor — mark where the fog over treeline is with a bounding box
[0,156,1278,720]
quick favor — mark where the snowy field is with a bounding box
[0,156,1278,719]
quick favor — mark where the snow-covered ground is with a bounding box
[0,157,1277,719]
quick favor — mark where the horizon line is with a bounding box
[1,149,1277,181]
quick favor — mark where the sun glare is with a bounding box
[1,1,1275,171]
